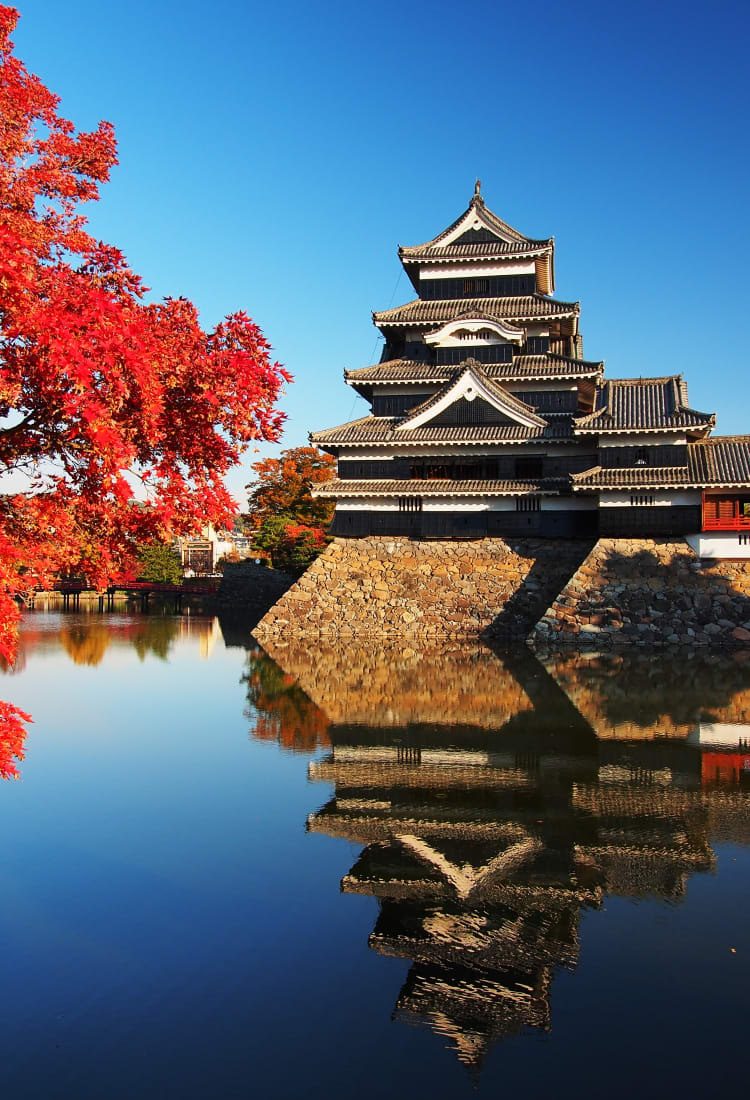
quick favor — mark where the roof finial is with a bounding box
[474,178,482,198]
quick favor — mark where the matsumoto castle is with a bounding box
[311,186,750,556]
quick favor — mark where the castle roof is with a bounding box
[396,363,548,431]
[374,295,578,329]
[310,415,575,448]
[345,354,603,390]
[571,437,750,491]
[400,193,546,254]
[402,239,552,262]
[574,377,715,434]
[398,189,555,294]
[313,478,566,498]
[688,436,750,486]
[571,466,695,490]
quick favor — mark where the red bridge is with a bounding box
[51,579,219,611]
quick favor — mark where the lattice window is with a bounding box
[630,494,655,506]
[516,496,541,512]
[398,497,423,513]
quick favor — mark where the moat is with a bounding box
[2,612,749,1098]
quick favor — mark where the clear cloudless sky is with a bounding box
[11,0,750,505]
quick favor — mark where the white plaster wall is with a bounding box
[544,497,597,511]
[331,496,591,513]
[597,432,688,446]
[419,261,536,279]
[335,498,507,513]
[685,533,750,560]
[599,490,701,507]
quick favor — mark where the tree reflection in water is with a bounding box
[256,636,750,1073]
[60,622,113,666]
[0,614,219,779]
[243,646,330,754]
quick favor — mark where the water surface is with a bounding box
[2,613,749,1098]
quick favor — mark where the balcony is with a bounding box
[702,494,750,531]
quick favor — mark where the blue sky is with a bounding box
[12,0,750,505]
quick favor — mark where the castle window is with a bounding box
[399,497,423,513]
[515,456,544,478]
[630,494,654,506]
[525,336,550,355]
[516,496,541,512]
[436,344,512,365]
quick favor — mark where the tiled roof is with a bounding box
[345,354,603,386]
[400,240,551,262]
[399,195,547,254]
[374,295,579,327]
[574,377,715,433]
[396,362,547,430]
[571,466,695,489]
[310,415,575,447]
[569,438,750,490]
[314,478,564,497]
[688,436,750,485]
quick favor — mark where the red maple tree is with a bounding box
[0,5,291,769]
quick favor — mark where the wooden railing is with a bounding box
[702,493,750,531]
[55,580,219,594]
[702,515,750,531]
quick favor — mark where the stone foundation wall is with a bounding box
[529,538,750,649]
[217,560,295,609]
[253,537,592,640]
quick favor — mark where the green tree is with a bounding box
[137,543,183,584]
[253,514,328,575]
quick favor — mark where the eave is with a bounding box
[312,478,565,498]
[309,416,577,448]
[687,436,750,486]
[344,355,604,396]
[373,295,579,329]
[573,423,715,437]
[570,466,699,491]
[573,376,716,436]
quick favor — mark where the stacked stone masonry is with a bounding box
[258,637,533,726]
[253,537,592,640]
[529,538,750,649]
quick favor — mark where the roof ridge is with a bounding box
[399,192,543,253]
[606,374,682,385]
[692,434,750,443]
[571,465,602,481]
[308,413,383,436]
[466,361,545,421]
[394,360,547,430]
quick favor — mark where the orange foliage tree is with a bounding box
[245,446,335,572]
[0,6,290,766]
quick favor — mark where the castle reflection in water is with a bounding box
[247,637,750,1070]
